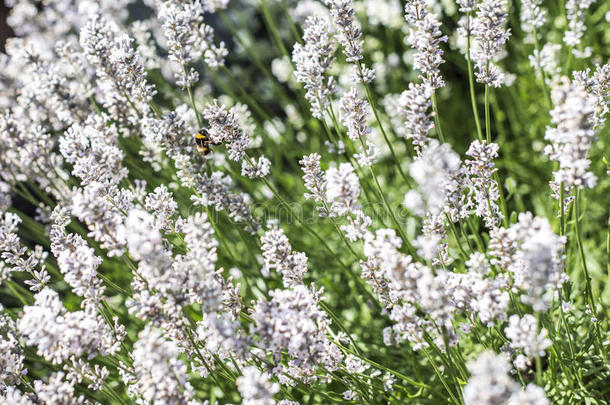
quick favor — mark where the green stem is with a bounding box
[260,0,290,58]
[574,189,605,356]
[357,138,416,257]
[531,26,552,109]
[422,347,461,405]
[574,189,595,312]
[484,85,491,143]
[560,182,565,237]
[431,92,445,143]
[361,77,410,185]
[466,14,483,141]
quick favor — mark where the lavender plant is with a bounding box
[0,0,609,404]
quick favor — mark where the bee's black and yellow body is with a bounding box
[195,129,212,155]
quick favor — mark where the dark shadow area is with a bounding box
[0,3,12,51]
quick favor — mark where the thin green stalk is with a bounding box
[558,292,576,365]
[321,107,385,220]
[249,156,351,268]
[534,312,544,386]
[607,211,610,281]
[360,73,410,185]
[358,137,416,257]
[574,189,605,356]
[560,183,566,236]
[492,172,509,227]
[326,104,394,216]
[5,280,30,305]
[421,347,461,405]
[531,26,552,109]
[260,0,290,58]
[329,216,360,261]
[446,215,469,259]
[484,85,491,143]
[186,79,202,129]
[466,14,483,141]
[431,92,445,143]
[574,189,596,312]
[465,217,485,252]
[336,342,429,390]
[319,301,362,355]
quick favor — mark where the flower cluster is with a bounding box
[249,285,343,384]
[325,0,375,82]
[544,77,597,198]
[18,288,122,364]
[0,0,607,403]
[490,213,567,311]
[261,227,308,286]
[471,0,511,87]
[564,0,596,48]
[404,0,448,88]
[463,351,549,405]
[292,16,336,119]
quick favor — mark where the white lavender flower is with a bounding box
[325,162,360,216]
[142,110,259,231]
[399,82,435,154]
[0,212,50,290]
[564,0,596,48]
[242,156,271,179]
[0,112,57,188]
[261,227,308,287]
[505,314,552,358]
[122,209,222,311]
[520,0,547,37]
[292,15,336,119]
[203,101,251,161]
[407,140,462,216]
[0,386,36,404]
[465,140,503,228]
[404,0,448,88]
[341,210,372,241]
[59,114,128,186]
[49,206,104,304]
[18,288,121,364]
[489,213,567,311]
[457,0,477,13]
[463,351,519,405]
[325,0,375,82]
[237,366,280,405]
[64,357,110,391]
[354,140,380,167]
[507,384,550,405]
[144,185,178,231]
[471,0,511,87]
[463,350,548,405]
[299,153,329,216]
[325,0,363,62]
[340,87,372,140]
[528,43,561,80]
[250,285,343,374]
[33,372,86,405]
[573,63,610,128]
[130,20,160,70]
[469,274,510,326]
[157,1,202,87]
[0,306,24,387]
[131,326,196,404]
[71,181,131,256]
[80,14,155,123]
[544,78,597,195]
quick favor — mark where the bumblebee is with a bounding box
[194,129,214,155]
